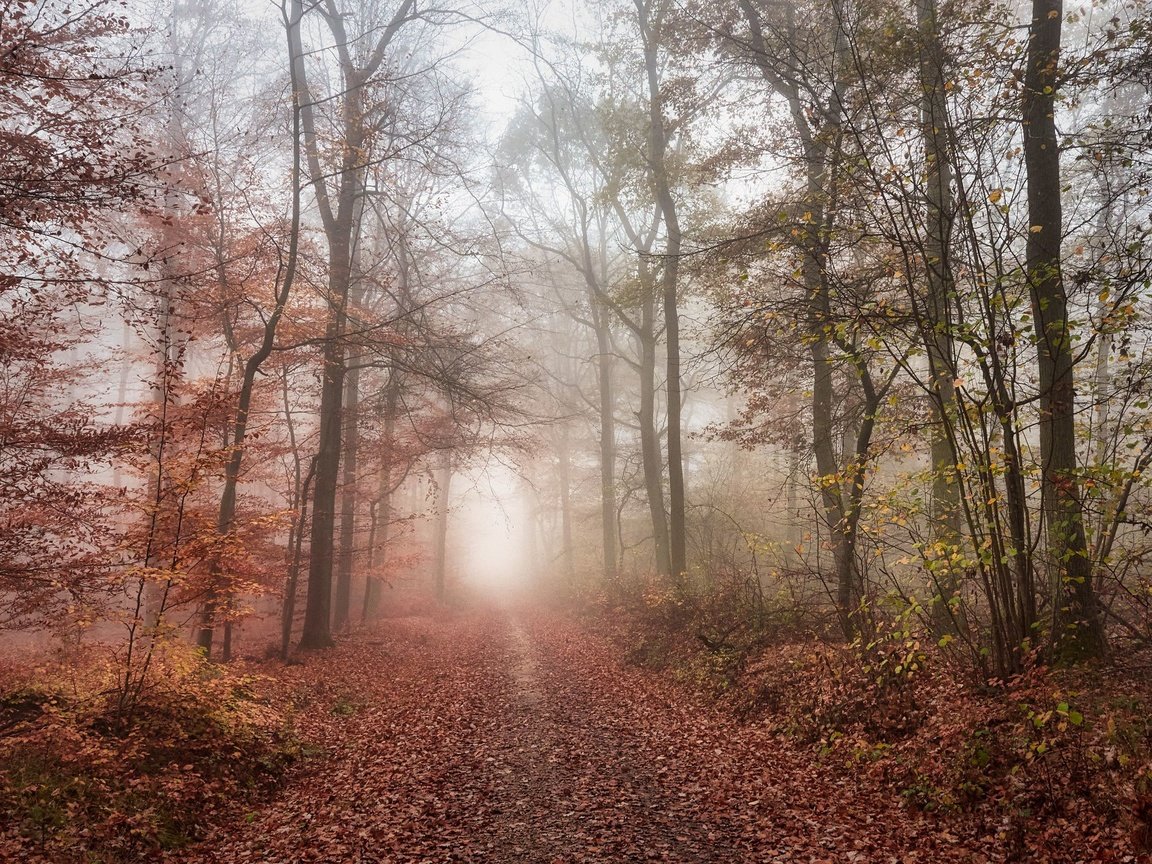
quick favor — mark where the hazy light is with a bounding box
[452,463,531,597]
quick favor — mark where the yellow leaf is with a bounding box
[988,189,1003,204]
[1030,225,1044,233]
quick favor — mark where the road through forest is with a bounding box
[173,609,1020,864]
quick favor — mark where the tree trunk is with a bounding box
[293,6,362,650]
[637,287,672,577]
[916,0,962,628]
[282,457,316,660]
[557,422,576,585]
[637,0,687,580]
[1022,0,1105,660]
[300,314,346,650]
[736,0,857,637]
[292,0,417,649]
[363,374,400,621]
[279,361,307,659]
[524,474,541,581]
[112,321,132,488]
[433,453,453,601]
[593,308,618,585]
[196,0,303,656]
[333,359,361,630]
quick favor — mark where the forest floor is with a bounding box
[163,606,1133,864]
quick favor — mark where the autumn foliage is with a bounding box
[0,643,294,863]
[6,0,1152,861]
[0,0,154,623]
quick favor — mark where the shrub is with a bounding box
[0,644,295,863]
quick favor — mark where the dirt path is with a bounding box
[172,609,1000,864]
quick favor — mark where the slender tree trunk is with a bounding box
[195,0,303,656]
[282,458,316,660]
[279,363,305,658]
[112,321,132,489]
[334,359,361,630]
[1087,202,1117,559]
[736,0,857,637]
[557,422,576,585]
[524,475,541,581]
[363,373,400,621]
[787,433,803,556]
[300,306,347,648]
[593,310,618,585]
[637,0,687,580]
[1023,0,1104,659]
[809,273,853,633]
[637,286,672,576]
[365,500,379,616]
[662,260,687,579]
[293,9,366,649]
[433,453,453,601]
[916,0,962,628]
[143,15,191,634]
[334,189,369,631]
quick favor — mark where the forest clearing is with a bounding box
[3,0,1152,860]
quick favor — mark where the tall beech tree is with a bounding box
[727,0,875,637]
[914,0,962,587]
[635,0,688,579]
[194,0,305,658]
[290,0,421,649]
[1022,0,1105,658]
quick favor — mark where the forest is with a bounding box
[2,0,1152,860]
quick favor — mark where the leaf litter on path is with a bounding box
[168,609,1109,863]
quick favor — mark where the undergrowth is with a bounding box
[0,643,297,863]
[592,582,1152,853]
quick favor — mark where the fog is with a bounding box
[452,464,533,599]
[6,3,1152,859]
[3,0,1149,677]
